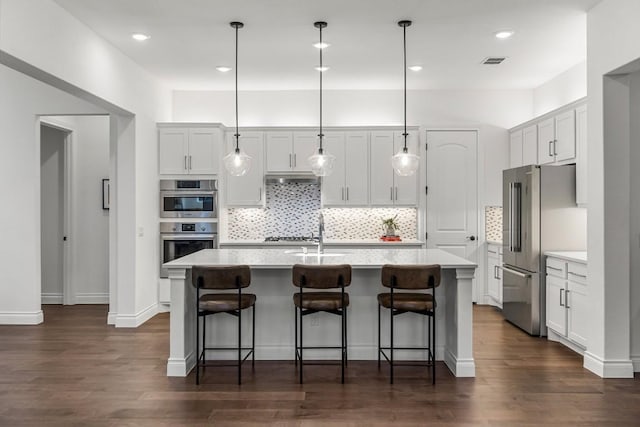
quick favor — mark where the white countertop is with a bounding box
[545,251,587,263]
[164,248,476,270]
[486,240,502,246]
[220,239,424,247]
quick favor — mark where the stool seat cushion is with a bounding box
[199,293,256,312]
[377,292,435,312]
[293,292,350,310]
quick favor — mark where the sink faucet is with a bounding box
[317,212,325,254]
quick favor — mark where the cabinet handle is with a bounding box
[565,290,570,308]
[184,155,188,170]
[341,187,344,201]
[189,155,192,170]
[346,187,349,201]
[293,154,297,167]
[560,288,565,307]
[390,187,394,201]
[569,272,587,279]
[395,187,398,201]
[258,187,262,201]
[289,154,292,168]
[547,266,562,271]
[548,141,553,157]
[496,266,501,280]
[553,139,558,156]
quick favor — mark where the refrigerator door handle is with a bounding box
[509,182,514,252]
[502,265,531,279]
[513,182,522,252]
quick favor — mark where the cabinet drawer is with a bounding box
[546,257,567,278]
[487,244,500,257]
[567,261,587,284]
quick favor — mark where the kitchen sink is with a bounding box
[284,250,345,257]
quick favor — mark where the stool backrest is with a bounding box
[192,265,251,289]
[292,264,352,289]
[381,264,441,290]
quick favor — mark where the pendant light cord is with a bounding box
[318,24,324,154]
[402,22,408,152]
[234,23,240,152]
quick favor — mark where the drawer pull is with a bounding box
[569,272,587,279]
[565,290,570,308]
[547,266,563,271]
[560,288,564,307]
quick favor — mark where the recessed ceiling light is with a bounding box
[216,66,232,72]
[408,65,423,71]
[315,66,330,72]
[495,30,514,40]
[313,42,330,49]
[131,33,150,41]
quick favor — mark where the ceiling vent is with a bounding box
[482,57,506,65]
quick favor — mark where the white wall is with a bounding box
[0,0,172,326]
[584,0,640,377]
[533,61,587,117]
[629,71,640,369]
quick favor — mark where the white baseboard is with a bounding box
[583,351,634,378]
[115,303,159,328]
[547,329,585,355]
[632,355,640,372]
[75,293,109,304]
[157,303,170,313]
[444,349,476,377]
[0,310,44,325]
[42,293,63,304]
[107,311,117,325]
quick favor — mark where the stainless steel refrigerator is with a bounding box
[502,165,586,336]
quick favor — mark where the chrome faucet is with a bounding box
[317,212,325,254]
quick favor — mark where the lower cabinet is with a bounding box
[487,244,502,307]
[545,255,588,351]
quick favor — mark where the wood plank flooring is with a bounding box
[1,304,639,426]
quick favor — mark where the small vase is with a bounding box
[385,227,396,236]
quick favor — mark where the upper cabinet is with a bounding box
[537,110,576,165]
[265,131,317,173]
[522,125,538,166]
[159,127,221,175]
[225,132,264,207]
[322,131,369,206]
[575,105,588,206]
[370,130,418,206]
[509,129,523,168]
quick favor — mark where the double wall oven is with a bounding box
[160,179,219,278]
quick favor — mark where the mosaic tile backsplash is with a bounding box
[227,183,418,240]
[485,206,502,243]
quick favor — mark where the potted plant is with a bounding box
[382,215,399,236]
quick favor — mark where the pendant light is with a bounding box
[223,21,252,176]
[308,21,336,177]
[391,20,419,176]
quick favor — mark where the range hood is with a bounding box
[265,173,320,184]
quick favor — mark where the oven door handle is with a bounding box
[161,234,217,240]
[161,190,217,197]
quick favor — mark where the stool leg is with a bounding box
[341,307,345,384]
[294,304,298,367]
[432,305,436,385]
[238,306,242,385]
[252,304,256,367]
[344,305,348,367]
[196,314,200,385]
[202,315,206,369]
[390,307,394,385]
[299,305,304,384]
[377,304,381,370]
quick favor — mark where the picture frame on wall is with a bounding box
[102,178,110,210]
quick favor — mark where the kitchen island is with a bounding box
[164,248,476,378]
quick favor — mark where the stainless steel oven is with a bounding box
[160,222,218,278]
[160,179,217,218]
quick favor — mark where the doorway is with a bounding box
[425,130,479,299]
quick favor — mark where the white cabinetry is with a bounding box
[265,131,316,173]
[487,244,503,307]
[537,110,576,165]
[370,130,418,206]
[509,130,523,168]
[522,125,538,166]
[575,105,588,205]
[545,255,588,352]
[322,131,369,206]
[159,127,221,175]
[225,132,264,206]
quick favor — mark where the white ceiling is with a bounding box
[53,0,600,91]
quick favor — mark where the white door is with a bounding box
[393,131,419,205]
[426,130,478,261]
[554,110,576,162]
[546,276,567,335]
[292,132,317,172]
[522,125,538,166]
[537,118,555,165]
[509,130,523,168]
[225,132,264,206]
[265,132,293,172]
[159,128,189,174]
[344,131,369,206]
[369,131,395,205]
[188,128,219,174]
[321,132,345,206]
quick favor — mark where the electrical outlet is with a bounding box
[310,317,320,327]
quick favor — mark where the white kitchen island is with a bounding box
[163,248,477,378]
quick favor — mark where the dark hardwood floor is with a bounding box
[1,304,638,426]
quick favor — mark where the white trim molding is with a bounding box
[444,349,476,377]
[631,355,640,372]
[0,311,44,325]
[75,293,109,304]
[114,303,159,328]
[41,293,64,304]
[583,351,634,378]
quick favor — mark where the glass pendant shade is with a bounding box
[308,149,336,177]
[391,147,419,176]
[223,147,252,176]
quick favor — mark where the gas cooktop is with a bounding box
[264,236,316,242]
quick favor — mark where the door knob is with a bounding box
[466,235,476,241]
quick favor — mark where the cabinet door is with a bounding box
[265,132,293,172]
[321,132,346,206]
[567,280,588,348]
[188,128,220,174]
[537,118,555,165]
[292,132,317,172]
[575,105,588,205]
[344,131,369,205]
[546,275,567,336]
[509,130,523,168]
[159,128,189,174]
[554,110,576,162]
[370,131,395,205]
[487,254,500,302]
[522,125,538,166]
[225,132,264,206]
[393,130,418,205]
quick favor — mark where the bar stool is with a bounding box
[378,264,441,384]
[193,265,256,385]
[292,264,351,384]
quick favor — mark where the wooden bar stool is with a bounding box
[378,264,441,384]
[292,264,351,384]
[193,265,255,385]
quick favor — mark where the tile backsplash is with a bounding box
[485,206,502,243]
[226,183,417,240]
